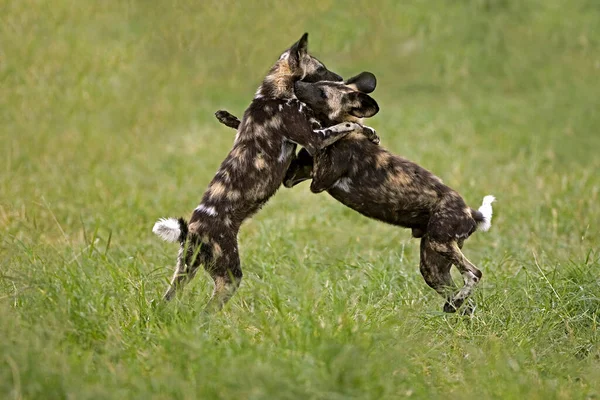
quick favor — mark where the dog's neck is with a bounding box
[254,59,300,100]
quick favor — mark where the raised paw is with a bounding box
[361,125,380,144]
[215,110,240,129]
[309,117,322,130]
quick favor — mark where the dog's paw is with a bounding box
[215,110,230,120]
[361,126,380,144]
[443,302,458,313]
[411,228,425,238]
[215,110,240,128]
[309,117,322,130]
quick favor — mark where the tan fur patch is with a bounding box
[266,115,283,129]
[210,182,226,197]
[226,189,241,201]
[188,221,202,234]
[375,152,391,168]
[220,170,231,182]
[424,188,439,198]
[213,243,222,258]
[213,275,226,294]
[277,59,292,76]
[254,155,267,170]
[344,132,364,143]
[268,61,295,97]
[386,171,412,186]
[230,146,244,158]
[253,124,269,137]
[248,185,267,200]
[343,115,361,123]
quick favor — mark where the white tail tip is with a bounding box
[477,195,496,232]
[152,217,181,243]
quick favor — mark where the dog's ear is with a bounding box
[345,72,377,94]
[288,33,309,69]
[348,92,379,118]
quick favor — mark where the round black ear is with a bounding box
[345,71,377,94]
[349,92,380,118]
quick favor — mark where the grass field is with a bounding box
[2,0,600,398]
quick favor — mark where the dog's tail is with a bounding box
[152,217,189,244]
[470,195,496,232]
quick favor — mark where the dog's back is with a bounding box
[315,133,453,230]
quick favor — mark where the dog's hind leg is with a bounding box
[163,243,204,301]
[419,235,457,308]
[204,238,243,313]
[428,239,482,313]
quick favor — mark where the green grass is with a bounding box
[2,0,600,398]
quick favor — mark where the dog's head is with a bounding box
[283,72,379,188]
[279,33,343,83]
[294,71,379,126]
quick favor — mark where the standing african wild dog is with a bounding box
[152,34,375,311]
[215,72,495,313]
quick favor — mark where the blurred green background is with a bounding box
[1,0,599,398]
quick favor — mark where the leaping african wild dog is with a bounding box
[215,72,495,314]
[152,34,377,311]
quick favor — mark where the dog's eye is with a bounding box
[319,88,327,99]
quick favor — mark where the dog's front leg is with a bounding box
[214,109,359,157]
[310,123,380,151]
[214,109,379,146]
[302,122,363,154]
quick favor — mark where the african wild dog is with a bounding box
[152,34,377,311]
[215,72,495,314]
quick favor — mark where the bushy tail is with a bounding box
[471,195,496,232]
[152,217,188,244]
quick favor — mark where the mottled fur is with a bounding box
[153,34,373,311]
[216,72,495,313]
